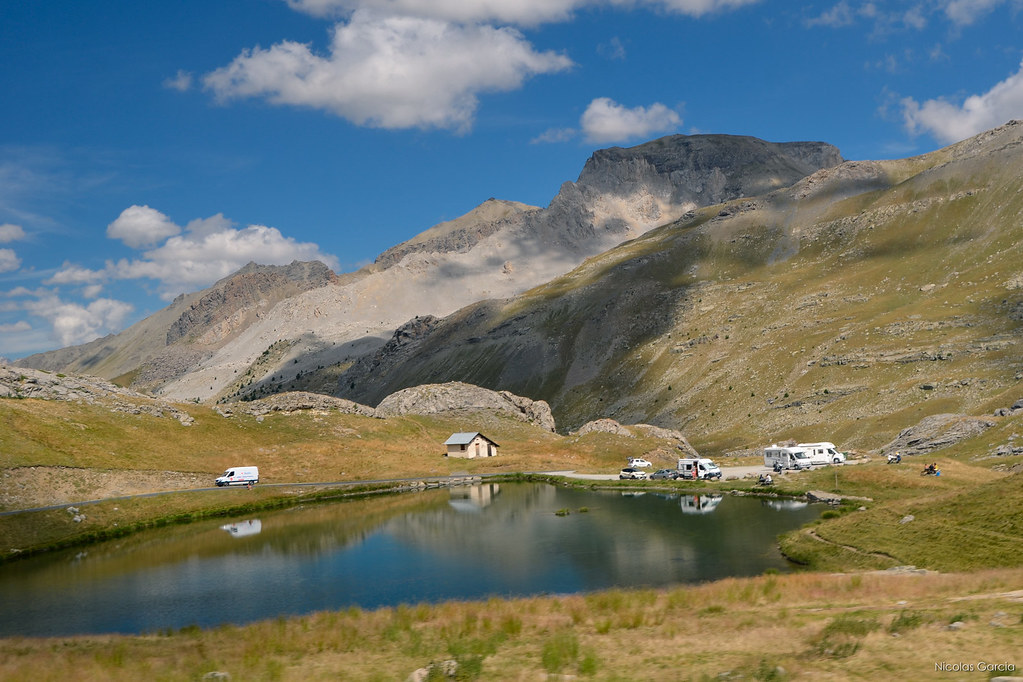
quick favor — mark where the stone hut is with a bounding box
[444,432,500,459]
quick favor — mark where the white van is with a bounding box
[677,457,722,480]
[215,466,259,487]
[798,442,846,465]
[679,494,723,514]
[763,446,813,471]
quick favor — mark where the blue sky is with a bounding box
[2,0,1022,359]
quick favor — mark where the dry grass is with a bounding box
[1,569,1019,681]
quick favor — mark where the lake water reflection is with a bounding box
[0,483,820,637]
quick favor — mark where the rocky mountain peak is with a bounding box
[574,133,844,206]
[166,260,337,345]
[372,199,540,270]
[16,132,845,405]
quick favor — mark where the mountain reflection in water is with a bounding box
[0,483,820,637]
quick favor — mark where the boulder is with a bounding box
[575,418,634,437]
[375,382,556,431]
[226,391,375,418]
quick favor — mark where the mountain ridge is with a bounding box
[327,121,1023,454]
[16,132,842,406]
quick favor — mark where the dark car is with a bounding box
[649,469,678,480]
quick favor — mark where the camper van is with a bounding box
[215,466,259,487]
[798,442,846,465]
[677,457,722,480]
[763,446,813,471]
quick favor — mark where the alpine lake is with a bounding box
[0,482,821,637]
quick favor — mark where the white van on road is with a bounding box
[798,442,846,465]
[677,457,722,480]
[215,466,259,487]
[763,446,813,471]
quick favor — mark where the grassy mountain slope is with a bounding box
[334,122,1023,455]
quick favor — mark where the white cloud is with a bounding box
[598,36,627,61]
[107,205,181,249]
[183,213,236,238]
[283,0,581,25]
[581,97,681,143]
[82,283,104,299]
[902,59,1023,144]
[0,320,31,333]
[283,0,760,24]
[109,222,339,299]
[805,1,856,28]
[204,11,573,132]
[0,248,21,273]
[54,207,339,301]
[531,127,578,144]
[654,0,759,16]
[163,70,194,92]
[48,262,106,285]
[807,0,1012,31]
[24,294,134,347]
[0,224,26,243]
[942,0,1006,26]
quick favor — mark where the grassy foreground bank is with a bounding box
[1,568,1020,681]
[3,395,1023,679]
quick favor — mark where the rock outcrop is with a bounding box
[880,414,997,456]
[218,391,375,418]
[375,382,556,432]
[574,418,699,456]
[0,365,195,425]
[166,261,337,345]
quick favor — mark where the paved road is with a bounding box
[2,463,843,517]
[549,463,843,481]
[0,473,504,517]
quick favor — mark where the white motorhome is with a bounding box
[798,442,846,465]
[677,457,722,480]
[215,466,259,487]
[763,446,813,471]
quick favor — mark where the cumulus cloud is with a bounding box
[204,11,573,131]
[111,222,339,298]
[107,205,181,249]
[51,208,339,301]
[0,224,26,243]
[282,0,758,24]
[203,0,757,132]
[581,97,681,143]
[283,0,581,24]
[0,248,21,273]
[47,262,107,286]
[24,295,134,347]
[902,59,1023,143]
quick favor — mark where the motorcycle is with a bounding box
[886,453,902,464]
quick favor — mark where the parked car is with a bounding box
[650,469,678,480]
[619,467,648,480]
[628,458,653,468]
